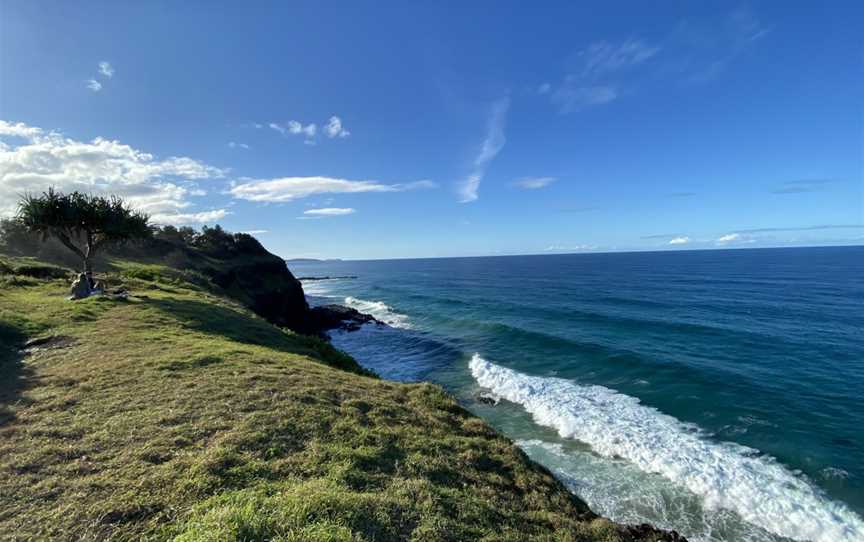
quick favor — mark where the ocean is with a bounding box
[290,246,864,542]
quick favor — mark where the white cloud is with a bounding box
[270,120,318,142]
[459,97,509,203]
[268,122,287,135]
[0,121,43,139]
[287,121,317,138]
[151,209,229,226]
[515,176,556,189]
[325,116,350,138]
[303,207,355,217]
[241,229,269,234]
[229,176,435,203]
[228,141,250,149]
[98,61,114,78]
[86,79,102,92]
[669,236,690,245]
[0,119,228,225]
[716,233,740,244]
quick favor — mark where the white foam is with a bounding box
[470,354,864,542]
[300,280,334,297]
[344,296,411,328]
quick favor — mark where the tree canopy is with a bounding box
[16,189,151,274]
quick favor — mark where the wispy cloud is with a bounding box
[669,191,697,198]
[303,207,355,217]
[515,176,556,190]
[0,119,227,225]
[543,8,770,112]
[716,233,742,245]
[641,233,685,240]
[579,39,661,77]
[558,205,600,213]
[86,79,102,92]
[546,39,659,113]
[325,116,351,138]
[241,230,269,235]
[230,176,435,203]
[670,6,771,83]
[228,141,250,149]
[733,224,863,234]
[669,236,691,245]
[771,179,835,194]
[459,97,509,203]
[98,61,114,78]
[551,84,618,113]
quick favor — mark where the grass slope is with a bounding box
[0,256,674,542]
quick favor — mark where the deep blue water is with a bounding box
[291,246,864,542]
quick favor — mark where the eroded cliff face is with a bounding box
[206,253,311,333]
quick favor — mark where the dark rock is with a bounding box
[476,392,501,406]
[309,304,379,333]
[21,335,75,354]
[621,523,688,541]
[297,275,358,281]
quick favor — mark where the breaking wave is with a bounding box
[344,296,411,328]
[469,354,864,542]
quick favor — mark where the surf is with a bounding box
[469,353,864,542]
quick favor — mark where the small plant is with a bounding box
[16,189,151,281]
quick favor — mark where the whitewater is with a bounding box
[469,353,864,542]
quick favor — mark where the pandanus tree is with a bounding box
[16,189,151,283]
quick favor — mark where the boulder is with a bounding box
[309,304,378,333]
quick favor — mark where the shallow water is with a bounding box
[291,247,864,542]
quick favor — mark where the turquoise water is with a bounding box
[291,247,864,542]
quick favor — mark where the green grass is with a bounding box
[0,256,676,542]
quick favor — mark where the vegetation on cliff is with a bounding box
[0,255,680,541]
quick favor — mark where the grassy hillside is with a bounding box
[0,256,679,542]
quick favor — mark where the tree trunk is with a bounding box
[85,232,94,288]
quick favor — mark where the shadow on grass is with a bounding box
[146,297,373,377]
[0,322,33,427]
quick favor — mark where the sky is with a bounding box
[0,1,862,260]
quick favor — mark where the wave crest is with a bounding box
[344,296,411,328]
[469,353,864,542]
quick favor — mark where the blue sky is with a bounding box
[1,1,862,259]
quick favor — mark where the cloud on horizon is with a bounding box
[669,236,690,245]
[230,176,436,203]
[459,97,509,203]
[0,120,228,226]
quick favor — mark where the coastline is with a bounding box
[0,253,684,541]
[295,249,864,542]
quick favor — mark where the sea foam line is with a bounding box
[469,354,864,542]
[344,296,411,328]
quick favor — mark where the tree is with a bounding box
[16,189,151,282]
